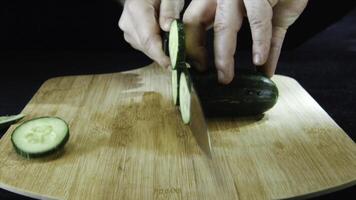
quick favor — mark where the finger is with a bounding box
[183,0,216,71]
[261,0,308,76]
[159,0,185,31]
[272,0,309,28]
[119,9,143,51]
[124,33,141,50]
[118,13,128,31]
[214,0,244,84]
[243,0,273,66]
[261,26,286,77]
[140,34,170,67]
[127,0,170,68]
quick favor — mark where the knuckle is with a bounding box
[123,34,130,42]
[250,19,272,36]
[182,10,197,25]
[183,3,215,27]
[250,17,266,29]
[214,22,230,33]
[249,11,272,30]
[118,18,125,30]
[267,0,279,7]
[125,0,138,13]
[141,35,157,52]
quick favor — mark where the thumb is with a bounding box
[159,0,184,31]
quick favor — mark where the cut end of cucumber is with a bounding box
[11,117,69,159]
[179,72,191,124]
[172,69,179,105]
[169,20,185,70]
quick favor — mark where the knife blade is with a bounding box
[189,86,212,158]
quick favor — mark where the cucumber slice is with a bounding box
[11,117,69,159]
[179,70,192,124]
[0,113,25,130]
[169,20,185,69]
[172,69,180,105]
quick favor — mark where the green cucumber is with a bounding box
[179,68,192,124]
[191,69,279,117]
[11,117,69,159]
[0,113,26,130]
[169,20,185,69]
[162,31,170,56]
[167,17,278,120]
[172,69,180,105]
[172,63,192,106]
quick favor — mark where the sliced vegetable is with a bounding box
[11,117,69,159]
[179,69,192,124]
[169,20,185,69]
[0,113,26,130]
[172,69,180,105]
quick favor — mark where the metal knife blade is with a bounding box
[189,86,212,158]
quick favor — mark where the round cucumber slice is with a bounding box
[11,117,69,159]
[169,20,185,69]
[179,71,192,124]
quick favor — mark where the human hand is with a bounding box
[118,0,184,68]
[183,0,309,84]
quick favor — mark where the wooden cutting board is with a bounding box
[1,63,355,200]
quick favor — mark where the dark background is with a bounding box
[1,0,356,199]
[0,0,354,51]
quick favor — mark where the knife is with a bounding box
[189,85,212,158]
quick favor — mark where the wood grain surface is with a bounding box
[0,63,355,200]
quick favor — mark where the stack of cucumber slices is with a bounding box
[168,20,193,124]
[1,114,70,159]
[167,20,279,124]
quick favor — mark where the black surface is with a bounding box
[0,0,356,51]
[1,2,356,200]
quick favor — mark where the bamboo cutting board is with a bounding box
[0,63,356,200]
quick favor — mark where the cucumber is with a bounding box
[162,31,170,56]
[11,117,69,159]
[0,113,25,130]
[172,69,180,105]
[191,69,279,117]
[172,63,192,106]
[179,68,192,124]
[177,67,278,121]
[169,20,185,69]
[167,18,278,120]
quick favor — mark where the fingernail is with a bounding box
[162,18,174,31]
[218,70,225,82]
[254,53,262,65]
[164,23,170,32]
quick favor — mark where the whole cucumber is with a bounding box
[191,70,279,118]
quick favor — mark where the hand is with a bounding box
[118,0,184,68]
[183,0,309,84]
